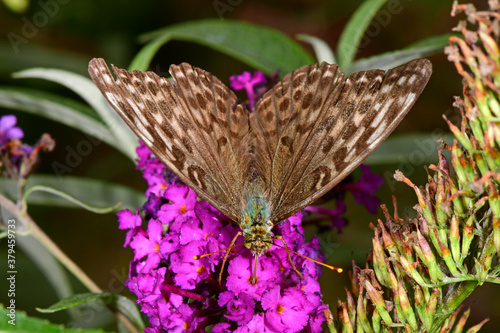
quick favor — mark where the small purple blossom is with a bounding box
[229,71,267,110]
[157,184,197,222]
[129,218,163,273]
[136,141,177,197]
[0,115,54,180]
[218,291,255,325]
[0,115,23,145]
[117,209,143,246]
[212,323,232,333]
[234,313,272,333]
[341,164,384,214]
[226,252,281,300]
[261,286,310,332]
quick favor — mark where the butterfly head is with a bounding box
[242,221,274,256]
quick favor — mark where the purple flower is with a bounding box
[229,71,267,110]
[117,209,143,246]
[226,253,281,300]
[143,193,163,218]
[212,323,232,333]
[165,303,197,333]
[218,291,255,325]
[307,303,329,333]
[261,286,310,332]
[120,141,328,332]
[0,115,23,145]
[341,164,384,214]
[1,119,54,180]
[129,219,163,273]
[170,238,211,289]
[158,184,197,222]
[126,266,166,308]
[234,313,272,333]
[305,198,347,233]
[136,141,177,196]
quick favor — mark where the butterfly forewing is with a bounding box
[88,59,248,221]
[88,58,432,227]
[250,63,343,216]
[260,59,432,222]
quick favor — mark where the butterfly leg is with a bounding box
[251,254,259,285]
[273,235,304,279]
[219,231,242,285]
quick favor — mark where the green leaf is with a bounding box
[404,33,455,51]
[0,41,90,77]
[133,19,314,75]
[13,68,137,160]
[365,133,455,165]
[38,293,145,330]
[0,175,144,211]
[129,33,172,72]
[345,33,452,74]
[23,185,121,214]
[296,34,336,64]
[113,295,145,330]
[0,304,109,332]
[0,87,120,150]
[38,292,113,313]
[336,0,389,68]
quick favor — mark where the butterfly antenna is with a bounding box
[193,231,243,285]
[251,254,258,285]
[193,242,245,260]
[272,235,343,273]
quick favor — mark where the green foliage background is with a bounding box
[0,0,497,331]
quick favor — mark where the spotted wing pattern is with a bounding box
[88,58,432,224]
[252,59,432,222]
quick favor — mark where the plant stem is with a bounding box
[0,192,140,333]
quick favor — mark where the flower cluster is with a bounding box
[120,142,327,332]
[0,114,54,180]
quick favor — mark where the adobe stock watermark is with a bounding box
[213,0,243,19]
[51,128,104,181]
[318,234,341,260]
[7,0,71,54]
[6,218,17,326]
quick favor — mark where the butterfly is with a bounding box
[88,58,432,282]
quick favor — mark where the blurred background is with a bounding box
[1,0,497,332]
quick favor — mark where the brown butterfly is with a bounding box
[89,58,432,281]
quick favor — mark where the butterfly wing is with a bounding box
[88,59,250,221]
[252,59,432,223]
